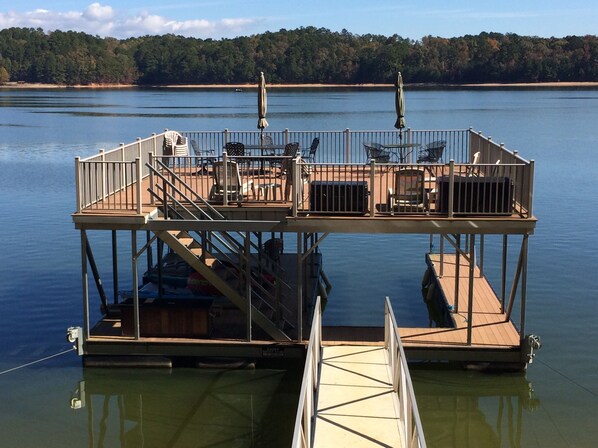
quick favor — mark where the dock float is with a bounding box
[292,297,426,448]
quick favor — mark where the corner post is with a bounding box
[75,157,82,213]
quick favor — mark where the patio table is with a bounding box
[382,142,421,163]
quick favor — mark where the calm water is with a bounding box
[1,87,597,447]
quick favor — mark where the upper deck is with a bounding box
[73,128,536,235]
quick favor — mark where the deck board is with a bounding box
[399,253,520,349]
[313,346,404,448]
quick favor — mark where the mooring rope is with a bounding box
[0,347,75,376]
[537,358,598,398]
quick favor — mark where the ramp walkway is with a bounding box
[292,298,426,448]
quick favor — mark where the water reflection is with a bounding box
[412,367,539,448]
[70,366,301,448]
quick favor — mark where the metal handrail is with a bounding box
[384,297,427,448]
[291,296,322,448]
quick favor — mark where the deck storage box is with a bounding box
[436,176,514,215]
[309,181,368,214]
[120,298,212,338]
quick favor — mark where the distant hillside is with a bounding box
[0,27,597,86]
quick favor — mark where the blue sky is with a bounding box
[0,1,596,40]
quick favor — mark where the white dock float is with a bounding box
[292,298,426,448]
[314,345,404,447]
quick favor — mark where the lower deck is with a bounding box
[399,253,525,367]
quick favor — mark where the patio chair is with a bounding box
[272,142,300,174]
[260,134,275,154]
[190,139,215,170]
[302,137,320,163]
[301,137,320,173]
[163,131,181,156]
[224,142,250,168]
[364,142,391,163]
[416,140,446,163]
[387,168,428,214]
[466,151,481,176]
[209,160,254,203]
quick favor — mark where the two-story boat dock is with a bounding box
[67,127,539,446]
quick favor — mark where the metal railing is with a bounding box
[291,296,322,448]
[384,297,427,448]
[76,128,533,219]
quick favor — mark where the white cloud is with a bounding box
[83,3,115,22]
[0,3,258,39]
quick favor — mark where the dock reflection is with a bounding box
[70,364,301,448]
[411,366,539,448]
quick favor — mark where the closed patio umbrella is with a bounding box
[257,72,268,133]
[394,71,405,141]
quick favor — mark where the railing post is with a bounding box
[75,157,82,213]
[448,160,455,218]
[344,128,351,163]
[136,157,142,214]
[292,158,298,217]
[224,128,229,145]
[223,151,228,206]
[284,128,290,144]
[369,160,375,217]
[149,153,155,205]
[528,160,535,218]
[99,149,106,201]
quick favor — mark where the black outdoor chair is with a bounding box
[416,140,446,163]
[363,142,391,163]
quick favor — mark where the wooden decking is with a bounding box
[399,253,520,350]
[313,345,404,447]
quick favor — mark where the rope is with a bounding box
[537,358,598,398]
[0,347,76,376]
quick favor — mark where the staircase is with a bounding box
[147,160,295,341]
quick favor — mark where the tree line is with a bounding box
[0,26,597,86]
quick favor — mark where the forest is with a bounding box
[0,27,596,86]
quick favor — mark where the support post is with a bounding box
[506,238,526,322]
[132,230,140,339]
[519,235,529,338]
[245,231,252,342]
[479,234,484,278]
[296,233,303,341]
[112,230,118,304]
[467,234,475,345]
[81,230,90,339]
[454,234,461,312]
[439,234,445,277]
[501,235,508,313]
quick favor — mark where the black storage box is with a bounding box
[436,176,514,215]
[310,181,368,214]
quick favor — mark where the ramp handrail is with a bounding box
[385,297,427,448]
[291,296,322,448]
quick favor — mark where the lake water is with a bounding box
[1,87,597,447]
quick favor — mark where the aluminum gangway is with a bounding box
[292,297,426,448]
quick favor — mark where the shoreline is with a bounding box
[2,81,598,89]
